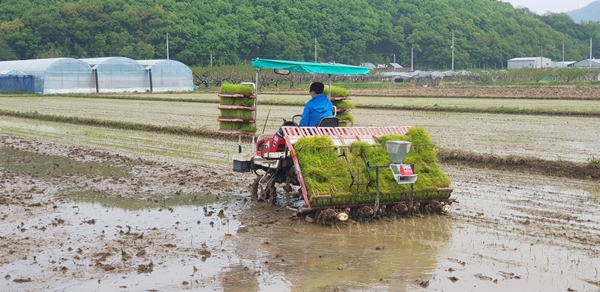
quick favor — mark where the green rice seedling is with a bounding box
[333,100,355,127]
[333,100,356,110]
[219,83,255,96]
[219,97,255,107]
[219,121,257,133]
[336,112,355,125]
[324,86,349,97]
[219,109,254,120]
[588,156,600,167]
[295,127,451,207]
[238,124,257,133]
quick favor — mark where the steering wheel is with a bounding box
[290,115,302,126]
[277,115,300,138]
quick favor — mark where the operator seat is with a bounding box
[316,116,339,127]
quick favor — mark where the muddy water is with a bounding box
[441,165,600,292]
[0,199,253,291]
[234,216,453,291]
[231,165,600,291]
[2,135,600,291]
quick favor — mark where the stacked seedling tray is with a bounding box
[218,83,257,136]
[294,127,451,207]
[325,86,355,127]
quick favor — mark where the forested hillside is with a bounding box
[0,0,599,69]
[566,1,600,23]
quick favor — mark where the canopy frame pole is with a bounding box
[254,68,259,146]
[254,69,259,122]
[328,74,332,99]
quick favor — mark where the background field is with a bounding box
[1,93,598,163]
[1,89,599,291]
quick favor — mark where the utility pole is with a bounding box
[166,33,169,60]
[411,47,414,71]
[540,45,543,68]
[591,38,593,68]
[562,39,565,62]
[393,54,396,64]
[451,31,455,71]
[314,37,317,63]
[210,54,213,67]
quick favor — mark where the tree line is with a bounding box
[0,0,599,69]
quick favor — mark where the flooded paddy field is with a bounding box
[1,135,598,291]
[1,95,599,163]
[1,91,599,291]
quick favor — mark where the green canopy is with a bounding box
[252,58,370,76]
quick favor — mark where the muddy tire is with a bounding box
[250,174,276,204]
[250,176,261,201]
[262,181,276,205]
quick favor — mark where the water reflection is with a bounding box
[233,217,453,291]
[0,199,252,291]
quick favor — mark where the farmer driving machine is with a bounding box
[229,59,453,222]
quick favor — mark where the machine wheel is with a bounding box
[250,176,259,201]
[250,173,276,205]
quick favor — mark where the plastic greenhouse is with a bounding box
[81,57,148,93]
[0,70,35,92]
[136,60,194,92]
[0,57,194,94]
[0,58,94,94]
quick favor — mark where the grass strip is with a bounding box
[255,100,600,117]
[59,94,219,103]
[359,104,600,116]
[438,149,600,180]
[18,94,599,117]
[0,109,240,141]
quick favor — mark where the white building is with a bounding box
[572,59,600,67]
[507,57,552,69]
[551,61,577,68]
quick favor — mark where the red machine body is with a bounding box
[255,131,288,156]
[395,164,414,176]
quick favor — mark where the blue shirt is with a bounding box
[299,93,333,127]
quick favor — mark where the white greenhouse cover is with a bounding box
[137,60,193,92]
[0,70,28,76]
[0,58,94,94]
[81,57,148,93]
